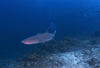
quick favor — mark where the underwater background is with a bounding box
[0,0,100,68]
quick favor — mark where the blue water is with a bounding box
[0,0,100,61]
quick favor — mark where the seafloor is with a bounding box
[1,33,100,68]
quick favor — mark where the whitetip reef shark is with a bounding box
[21,28,56,45]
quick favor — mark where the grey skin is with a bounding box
[21,30,56,45]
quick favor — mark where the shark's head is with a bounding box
[21,39,39,45]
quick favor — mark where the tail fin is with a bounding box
[49,22,56,33]
[54,30,56,36]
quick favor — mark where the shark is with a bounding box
[21,28,56,45]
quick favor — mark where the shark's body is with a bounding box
[21,30,56,45]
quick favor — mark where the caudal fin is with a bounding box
[49,22,56,33]
[54,30,56,36]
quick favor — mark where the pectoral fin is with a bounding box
[42,42,48,45]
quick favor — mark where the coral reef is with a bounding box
[1,36,100,68]
[91,30,100,38]
[27,52,40,61]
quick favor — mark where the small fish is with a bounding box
[21,28,56,45]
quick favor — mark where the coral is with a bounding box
[2,37,100,68]
[87,58,98,66]
[27,53,40,61]
[91,30,100,38]
[64,36,72,42]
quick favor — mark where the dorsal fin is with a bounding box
[46,27,49,33]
